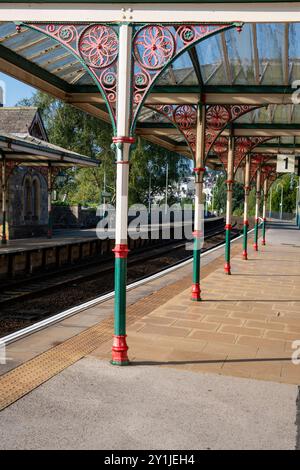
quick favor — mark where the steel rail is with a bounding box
[0,228,254,346]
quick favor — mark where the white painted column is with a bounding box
[1,158,7,244]
[47,164,52,238]
[262,177,268,220]
[111,24,134,365]
[253,167,261,251]
[191,103,205,301]
[224,133,234,274]
[226,135,234,228]
[243,155,250,223]
[255,168,261,221]
[242,154,250,259]
[262,176,268,245]
[114,24,133,247]
[193,104,206,236]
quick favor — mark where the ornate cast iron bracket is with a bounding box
[20,21,242,135]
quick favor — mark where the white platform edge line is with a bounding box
[0,228,254,346]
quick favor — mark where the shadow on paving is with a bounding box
[267,222,298,230]
[202,298,300,302]
[130,357,292,367]
[246,258,300,262]
[233,274,300,277]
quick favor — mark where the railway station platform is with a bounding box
[0,228,111,279]
[0,221,299,449]
[0,218,220,279]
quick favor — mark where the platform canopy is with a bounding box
[1,3,300,165]
[0,132,99,167]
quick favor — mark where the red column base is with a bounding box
[253,243,258,251]
[111,335,129,366]
[191,283,201,301]
[262,239,266,246]
[224,262,231,275]
[242,250,248,260]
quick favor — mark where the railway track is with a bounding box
[0,225,251,345]
[0,223,228,306]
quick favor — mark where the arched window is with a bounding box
[32,177,40,220]
[24,177,32,219]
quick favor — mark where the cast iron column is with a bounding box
[242,154,250,260]
[191,103,205,301]
[262,177,268,246]
[1,156,7,245]
[224,133,234,274]
[111,24,134,365]
[253,168,261,251]
[47,163,53,239]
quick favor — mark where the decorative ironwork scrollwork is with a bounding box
[132,23,241,129]
[23,22,119,130]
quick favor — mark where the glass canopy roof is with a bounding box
[1,21,300,158]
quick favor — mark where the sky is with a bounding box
[0,72,36,106]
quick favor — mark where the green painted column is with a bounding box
[111,23,134,366]
[191,171,205,301]
[114,258,127,336]
[1,209,7,245]
[297,181,300,229]
[253,168,261,252]
[262,218,266,245]
[1,158,7,245]
[224,223,231,274]
[112,242,130,365]
[261,177,268,246]
[111,138,133,366]
[242,220,248,259]
[47,164,52,239]
[191,104,205,301]
[224,134,234,275]
[242,155,250,260]
[253,218,259,251]
[191,230,201,301]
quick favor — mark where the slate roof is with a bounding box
[0,107,39,136]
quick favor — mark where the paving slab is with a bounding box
[92,221,300,385]
[2,231,236,374]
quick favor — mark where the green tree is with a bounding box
[212,172,245,215]
[213,172,227,214]
[268,174,298,217]
[18,91,191,207]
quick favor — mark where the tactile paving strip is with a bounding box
[0,243,242,411]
